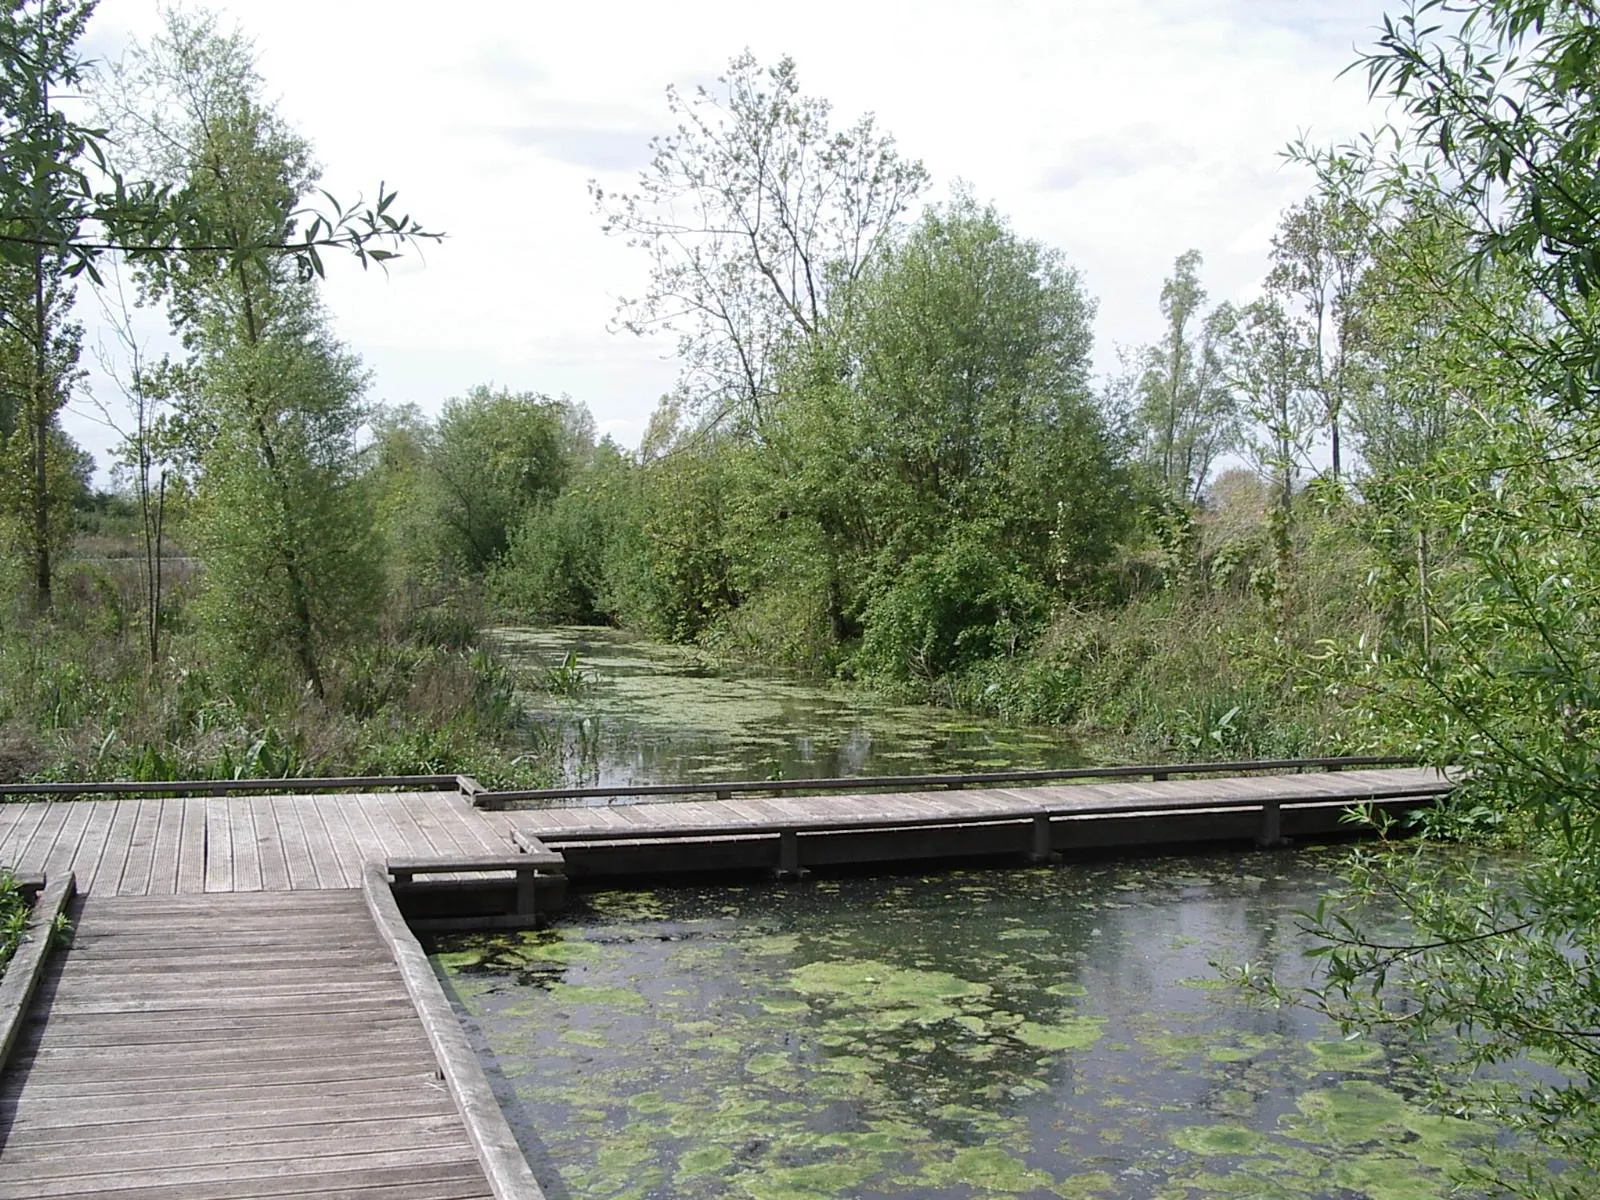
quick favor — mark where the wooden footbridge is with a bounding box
[0,757,1453,1197]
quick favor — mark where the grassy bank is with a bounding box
[0,553,548,788]
[686,485,1383,765]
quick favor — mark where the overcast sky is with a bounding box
[69,0,1392,475]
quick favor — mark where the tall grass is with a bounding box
[0,559,548,788]
[867,488,1380,762]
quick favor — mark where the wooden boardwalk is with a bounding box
[0,890,493,1199]
[514,767,1453,876]
[0,791,519,895]
[0,765,1454,1195]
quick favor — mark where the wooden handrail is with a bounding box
[474,755,1417,809]
[517,776,1450,844]
[0,774,479,799]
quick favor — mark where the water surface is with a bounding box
[496,627,1084,792]
[436,850,1493,1200]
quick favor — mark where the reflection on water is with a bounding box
[494,626,1084,791]
[436,851,1501,1200]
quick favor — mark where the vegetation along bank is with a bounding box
[1,1,1598,1192]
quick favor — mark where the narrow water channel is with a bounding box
[436,629,1501,1199]
[492,627,1085,791]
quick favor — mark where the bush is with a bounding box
[855,532,1050,684]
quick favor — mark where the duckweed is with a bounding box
[435,854,1510,1200]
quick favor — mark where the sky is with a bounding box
[68,0,1394,477]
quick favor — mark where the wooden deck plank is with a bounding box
[226,799,260,892]
[0,801,51,874]
[93,800,140,895]
[60,802,116,893]
[400,792,473,858]
[146,798,184,896]
[251,794,293,891]
[17,802,73,873]
[299,796,355,889]
[116,798,163,896]
[0,889,493,1200]
[328,795,392,879]
[0,806,27,863]
[268,795,318,891]
[38,800,94,885]
[204,798,233,893]
[175,798,207,894]
[360,795,430,859]
[19,802,78,882]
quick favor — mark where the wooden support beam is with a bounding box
[774,829,806,880]
[1257,801,1283,848]
[1029,813,1056,864]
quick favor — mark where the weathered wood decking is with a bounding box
[513,766,1453,876]
[0,764,1456,1195]
[0,791,521,894]
[0,890,495,1199]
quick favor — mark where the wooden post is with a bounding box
[1029,813,1056,863]
[1150,771,1169,782]
[1257,801,1282,848]
[775,828,805,879]
[514,866,539,920]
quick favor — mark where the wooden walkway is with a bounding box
[518,766,1445,836]
[0,791,519,895]
[513,766,1453,876]
[0,765,1454,1195]
[0,890,493,1199]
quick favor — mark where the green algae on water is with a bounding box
[434,856,1508,1200]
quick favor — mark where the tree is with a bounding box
[1230,295,1313,514]
[118,11,383,695]
[1247,5,1600,1193]
[0,0,92,611]
[1346,193,1532,478]
[1132,250,1239,506]
[1266,163,1373,483]
[594,51,928,431]
[765,198,1128,677]
[427,387,576,577]
[89,264,177,664]
[0,0,432,614]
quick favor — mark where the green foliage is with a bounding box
[930,497,1370,762]
[1213,7,1600,1195]
[0,871,30,975]
[595,51,928,427]
[491,440,638,625]
[424,387,577,576]
[855,532,1048,683]
[0,580,543,787]
[1127,250,1240,504]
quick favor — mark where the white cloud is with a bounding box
[67,0,1392,479]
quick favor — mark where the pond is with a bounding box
[434,849,1499,1200]
[492,627,1085,792]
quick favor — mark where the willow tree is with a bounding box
[1247,5,1600,1193]
[594,51,928,432]
[114,12,381,695]
[0,0,93,611]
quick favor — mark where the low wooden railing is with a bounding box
[0,774,478,799]
[0,756,1422,812]
[471,755,1416,810]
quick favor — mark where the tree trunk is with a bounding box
[30,248,51,613]
[235,263,324,698]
